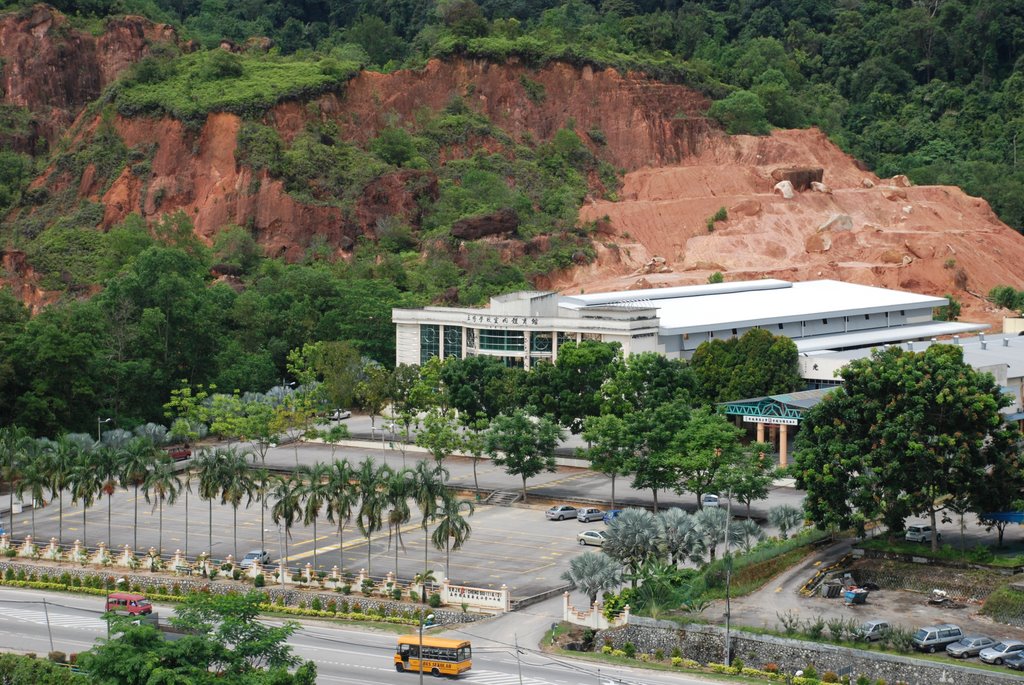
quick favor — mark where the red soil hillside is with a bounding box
[572,128,1024,326]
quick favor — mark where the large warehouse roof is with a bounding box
[560,279,949,334]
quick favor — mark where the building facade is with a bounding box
[393,279,986,369]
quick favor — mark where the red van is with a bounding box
[105,592,153,615]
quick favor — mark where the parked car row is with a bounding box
[903,623,1024,668]
[542,505,631,524]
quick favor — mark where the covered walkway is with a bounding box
[719,388,836,466]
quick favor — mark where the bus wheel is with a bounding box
[395,663,405,673]
[431,668,442,677]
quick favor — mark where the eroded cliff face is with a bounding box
[4,5,1024,324]
[572,128,1024,325]
[0,4,177,148]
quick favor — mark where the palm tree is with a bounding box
[355,457,389,576]
[219,448,254,561]
[656,508,705,567]
[248,466,272,553]
[270,473,304,575]
[325,459,357,572]
[734,518,765,554]
[431,493,475,580]
[561,552,622,606]
[603,508,661,588]
[194,449,223,557]
[17,443,50,540]
[414,568,437,602]
[95,445,120,546]
[298,462,331,571]
[119,436,159,551]
[768,504,804,540]
[694,506,732,564]
[382,467,414,579]
[142,455,182,555]
[70,450,103,546]
[47,434,82,545]
[410,459,449,590]
[0,426,29,538]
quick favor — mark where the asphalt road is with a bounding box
[0,586,739,685]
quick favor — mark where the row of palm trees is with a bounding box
[0,426,475,580]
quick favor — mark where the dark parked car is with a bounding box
[602,510,623,524]
[546,505,578,521]
[1005,653,1024,671]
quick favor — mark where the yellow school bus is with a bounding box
[394,635,472,676]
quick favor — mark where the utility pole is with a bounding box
[515,633,524,685]
[723,485,734,667]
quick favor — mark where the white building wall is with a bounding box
[396,324,420,366]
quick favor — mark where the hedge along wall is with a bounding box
[596,620,1024,685]
[0,560,479,627]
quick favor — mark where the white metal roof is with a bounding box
[562,280,948,334]
[794,321,988,353]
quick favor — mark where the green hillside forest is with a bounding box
[0,0,1022,435]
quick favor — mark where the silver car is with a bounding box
[576,507,604,522]
[577,530,609,547]
[239,549,271,569]
[546,505,577,521]
[980,640,1024,665]
[946,635,996,658]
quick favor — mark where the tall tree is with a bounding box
[431,493,475,580]
[795,344,1015,550]
[70,449,103,546]
[118,436,159,551]
[382,466,414,578]
[16,443,49,540]
[354,457,388,576]
[627,399,690,513]
[194,449,224,557]
[484,410,564,502]
[410,459,449,588]
[270,473,305,575]
[691,328,801,403]
[142,455,182,555]
[298,462,331,571]
[415,407,462,466]
[325,459,357,572]
[0,426,28,537]
[219,448,255,561]
[524,341,619,433]
[671,407,744,509]
[47,434,82,544]
[581,413,633,511]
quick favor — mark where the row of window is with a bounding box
[420,327,592,363]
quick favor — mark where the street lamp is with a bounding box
[97,417,112,443]
[418,611,434,685]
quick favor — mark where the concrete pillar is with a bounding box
[779,424,789,467]
[756,422,765,443]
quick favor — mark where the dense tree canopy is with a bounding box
[794,344,1021,549]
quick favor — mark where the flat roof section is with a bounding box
[559,279,791,310]
[653,280,949,334]
[794,321,988,353]
[805,333,1024,377]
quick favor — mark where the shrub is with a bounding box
[254,574,265,588]
[47,651,66,663]
[408,590,418,602]
[670,647,681,659]
[338,600,349,613]
[310,597,323,611]
[777,609,800,635]
[232,569,241,580]
[670,656,682,666]
[804,665,819,680]
[611,649,626,657]
[712,206,728,222]
[341,584,352,595]
[731,658,744,673]
[292,573,302,582]
[208,569,218,580]
[763,662,779,673]
[428,593,442,608]
[350,601,361,614]
[969,545,995,563]
[855,676,871,685]
[708,90,771,135]
[326,600,336,613]
[393,588,403,601]
[602,645,613,654]
[654,648,664,661]
[622,642,636,658]
[823,672,840,683]
[805,614,826,640]
[3,569,13,581]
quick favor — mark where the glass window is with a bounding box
[557,332,575,347]
[458,646,471,661]
[444,326,463,358]
[531,332,552,352]
[420,325,440,364]
[478,329,525,351]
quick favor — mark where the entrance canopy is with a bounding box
[719,388,837,466]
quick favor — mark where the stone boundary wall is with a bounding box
[596,622,1024,685]
[0,561,479,626]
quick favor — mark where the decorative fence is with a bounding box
[562,591,629,630]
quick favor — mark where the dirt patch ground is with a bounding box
[715,541,1024,644]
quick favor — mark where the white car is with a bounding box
[577,531,609,547]
[980,640,1024,665]
[329,409,352,420]
[701,494,720,508]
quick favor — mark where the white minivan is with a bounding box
[905,524,940,543]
